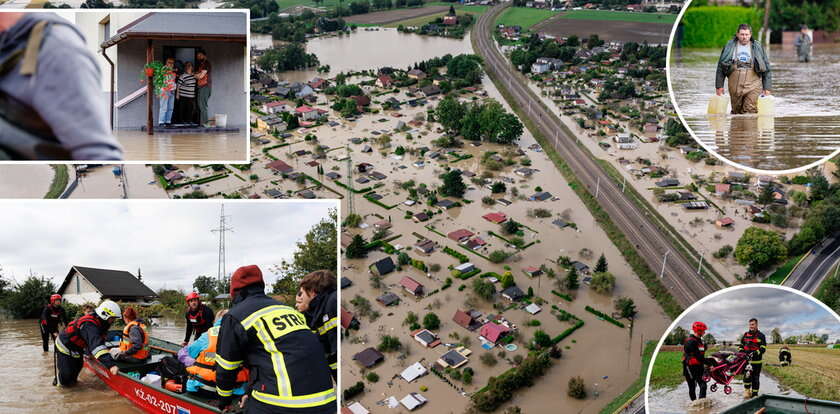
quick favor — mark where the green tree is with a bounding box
[500,271,515,289]
[403,311,419,327]
[496,112,523,145]
[533,330,552,349]
[565,267,579,290]
[589,271,615,294]
[472,278,496,301]
[735,227,788,275]
[615,296,637,319]
[771,328,783,344]
[702,333,716,345]
[491,181,507,194]
[758,182,775,207]
[423,312,441,330]
[568,376,586,399]
[436,95,465,133]
[271,209,338,295]
[3,275,56,319]
[345,234,368,259]
[594,253,608,273]
[193,275,218,296]
[664,326,688,345]
[378,335,402,352]
[440,169,466,198]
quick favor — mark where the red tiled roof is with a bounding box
[717,217,735,226]
[295,105,314,113]
[447,229,474,241]
[453,309,472,329]
[480,322,510,343]
[482,212,507,224]
[715,183,731,193]
[400,276,423,294]
[267,159,293,173]
[341,307,355,329]
[523,266,540,273]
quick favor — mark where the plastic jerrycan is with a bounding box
[757,95,775,116]
[707,95,728,115]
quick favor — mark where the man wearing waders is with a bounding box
[0,12,123,160]
[715,24,772,114]
[794,25,812,63]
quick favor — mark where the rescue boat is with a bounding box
[721,394,840,414]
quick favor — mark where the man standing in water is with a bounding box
[738,318,767,398]
[39,294,68,352]
[715,24,772,114]
[794,25,812,63]
[0,12,123,160]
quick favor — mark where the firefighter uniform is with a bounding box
[779,347,792,366]
[184,303,214,343]
[682,334,707,401]
[739,329,767,395]
[215,284,336,413]
[303,289,338,381]
[39,303,68,352]
[55,314,117,386]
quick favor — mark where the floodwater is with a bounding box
[647,372,803,414]
[253,28,473,83]
[0,317,184,413]
[339,74,670,413]
[0,165,54,198]
[669,44,840,171]
[117,131,248,162]
[70,165,169,199]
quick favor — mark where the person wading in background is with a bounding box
[715,24,772,114]
[39,294,68,352]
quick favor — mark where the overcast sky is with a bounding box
[0,201,336,292]
[673,286,840,343]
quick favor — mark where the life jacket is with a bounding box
[0,19,71,160]
[186,326,249,386]
[119,320,150,360]
[187,305,209,328]
[64,314,104,350]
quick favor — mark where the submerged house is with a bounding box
[57,265,158,305]
[98,11,247,133]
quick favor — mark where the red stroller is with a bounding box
[702,350,755,395]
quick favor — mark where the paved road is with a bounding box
[784,236,840,294]
[473,2,716,307]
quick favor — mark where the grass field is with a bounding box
[559,9,676,24]
[383,4,487,27]
[763,253,806,284]
[648,350,685,390]
[495,7,558,30]
[44,165,68,199]
[764,345,840,401]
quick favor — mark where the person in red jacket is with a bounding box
[40,294,68,352]
[182,291,214,346]
[683,321,709,401]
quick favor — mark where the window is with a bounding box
[99,15,110,44]
[75,273,80,293]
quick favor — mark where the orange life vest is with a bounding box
[186,326,249,385]
[119,320,150,360]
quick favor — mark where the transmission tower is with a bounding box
[211,204,234,284]
[345,146,355,215]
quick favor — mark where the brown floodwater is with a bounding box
[0,165,54,198]
[253,28,473,83]
[117,131,248,162]
[669,44,840,171]
[0,317,185,413]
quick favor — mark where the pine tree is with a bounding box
[595,253,608,273]
[565,267,579,290]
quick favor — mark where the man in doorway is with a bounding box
[715,24,772,114]
[0,12,123,160]
[738,318,767,398]
[794,24,812,63]
[195,49,212,127]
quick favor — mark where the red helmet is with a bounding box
[50,294,62,303]
[692,321,708,334]
[185,292,200,302]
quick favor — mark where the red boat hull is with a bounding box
[84,356,218,414]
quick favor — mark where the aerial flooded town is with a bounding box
[2,0,840,413]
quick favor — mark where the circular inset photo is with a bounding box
[667,2,840,173]
[645,285,840,414]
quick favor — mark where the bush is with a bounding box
[489,250,513,263]
[590,272,616,294]
[568,376,586,399]
[378,335,402,352]
[343,381,365,401]
[681,6,762,48]
[713,244,734,259]
[2,276,57,319]
[423,312,441,330]
[366,372,379,382]
[480,352,498,366]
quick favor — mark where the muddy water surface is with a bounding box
[647,373,803,414]
[117,131,248,162]
[0,317,185,413]
[669,45,840,171]
[0,165,54,198]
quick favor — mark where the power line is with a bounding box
[210,204,234,285]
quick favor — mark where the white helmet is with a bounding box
[95,300,122,320]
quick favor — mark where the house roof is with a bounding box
[340,276,352,289]
[353,347,384,368]
[377,292,400,306]
[267,160,294,173]
[400,393,427,411]
[295,105,315,113]
[102,12,246,49]
[439,349,467,367]
[501,285,525,300]
[400,276,423,294]
[340,307,356,329]
[453,309,473,329]
[717,217,735,226]
[447,229,474,241]
[479,322,510,343]
[58,266,157,298]
[400,362,427,382]
[373,257,395,275]
[482,212,507,224]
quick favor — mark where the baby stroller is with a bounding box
[702,350,755,395]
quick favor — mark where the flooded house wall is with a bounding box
[116,39,247,128]
[59,270,102,305]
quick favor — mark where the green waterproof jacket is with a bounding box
[715,38,772,91]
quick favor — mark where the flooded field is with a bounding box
[0,165,54,198]
[0,317,184,413]
[117,131,248,162]
[669,45,840,171]
[253,28,473,83]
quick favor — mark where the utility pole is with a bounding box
[211,204,234,285]
[660,250,670,279]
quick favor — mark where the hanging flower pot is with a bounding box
[145,67,154,77]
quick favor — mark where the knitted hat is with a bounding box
[230,265,264,297]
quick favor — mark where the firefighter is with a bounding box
[0,12,123,160]
[39,293,68,352]
[715,23,772,114]
[182,291,214,346]
[215,265,336,413]
[779,346,792,366]
[113,306,150,363]
[295,270,338,381]
[55,300,121,386]
[738,318,767,398]
[683,321,709,401]
[184,309,249,397]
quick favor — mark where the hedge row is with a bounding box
[585,305,625,328]
[551,320,585,344]
[551,290,573,302]
[443,246,469,263]
[456,268,482,280]
[681,6,762,48]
